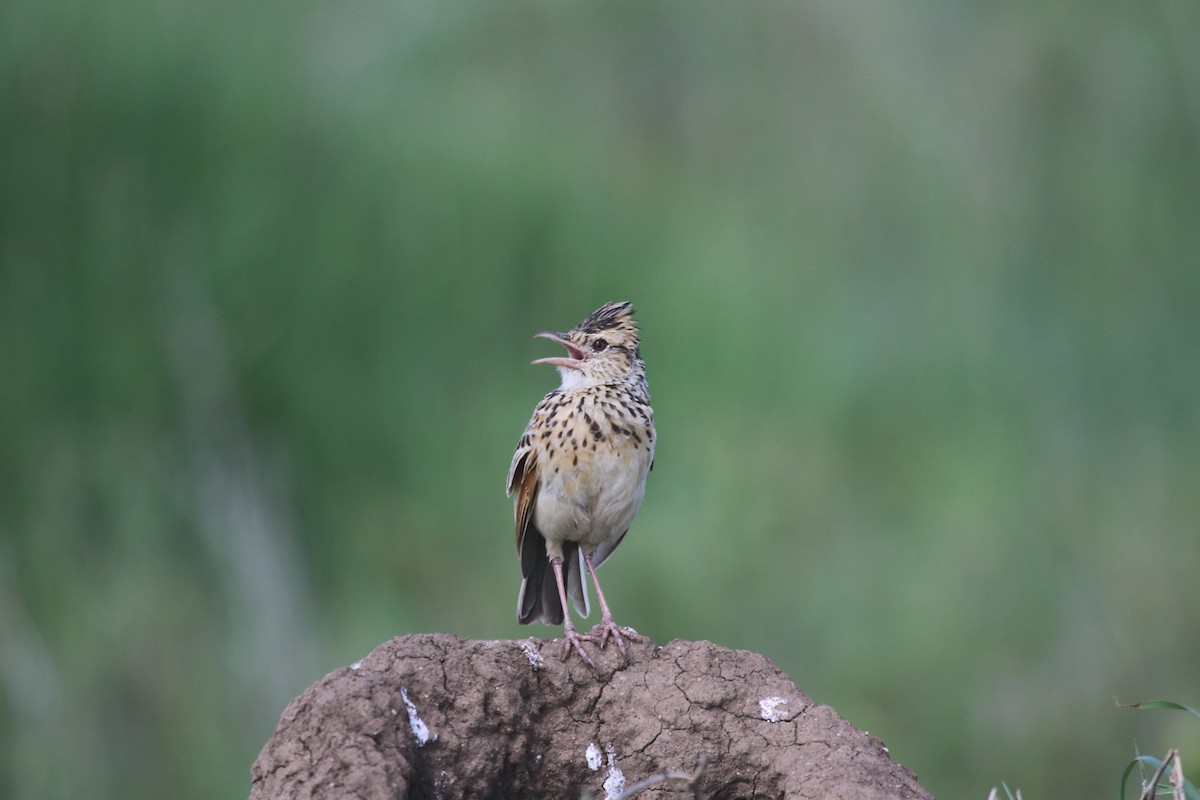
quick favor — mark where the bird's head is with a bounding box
[533,301,643,390]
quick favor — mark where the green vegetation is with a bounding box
[2,1,1197,798]
[1119,701,1200,800]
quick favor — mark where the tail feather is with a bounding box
[517,535,590,625]
[517,533,552,624]
[565,543,590,619]
[517,557,547,624]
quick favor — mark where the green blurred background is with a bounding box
[3,0,1198,797]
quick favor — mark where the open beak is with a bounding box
[531,331,585,370]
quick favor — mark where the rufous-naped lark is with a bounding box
[507,301,655,664]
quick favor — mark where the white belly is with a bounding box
[533,445,651,550]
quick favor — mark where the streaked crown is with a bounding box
[573,301,641,352]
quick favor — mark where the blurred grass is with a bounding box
[2,0,1199,797]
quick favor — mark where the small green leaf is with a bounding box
[1116,699,1200,723]
[1121,755,1162,800]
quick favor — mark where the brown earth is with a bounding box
[249,633,933,799]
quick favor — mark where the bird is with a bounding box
[507,301,656,665]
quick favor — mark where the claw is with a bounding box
[560,623,597,667]
[588,617,646,657]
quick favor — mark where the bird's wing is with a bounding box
[590,528,628,570]
[507,432,539,557]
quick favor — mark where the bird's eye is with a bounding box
[591,338,609,352]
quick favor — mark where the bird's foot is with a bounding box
[586,616,646,657]
[559,624,597,667]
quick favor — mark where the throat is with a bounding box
[556,367,593,392]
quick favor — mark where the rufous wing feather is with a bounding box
[508,447,538,556]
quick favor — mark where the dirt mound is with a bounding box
[250,634,931,799]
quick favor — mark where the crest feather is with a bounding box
[574,301,638,335]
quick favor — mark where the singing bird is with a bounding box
[507,301,656,664]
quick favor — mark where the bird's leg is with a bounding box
[582,550,646,656]
[550,555,596,667]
